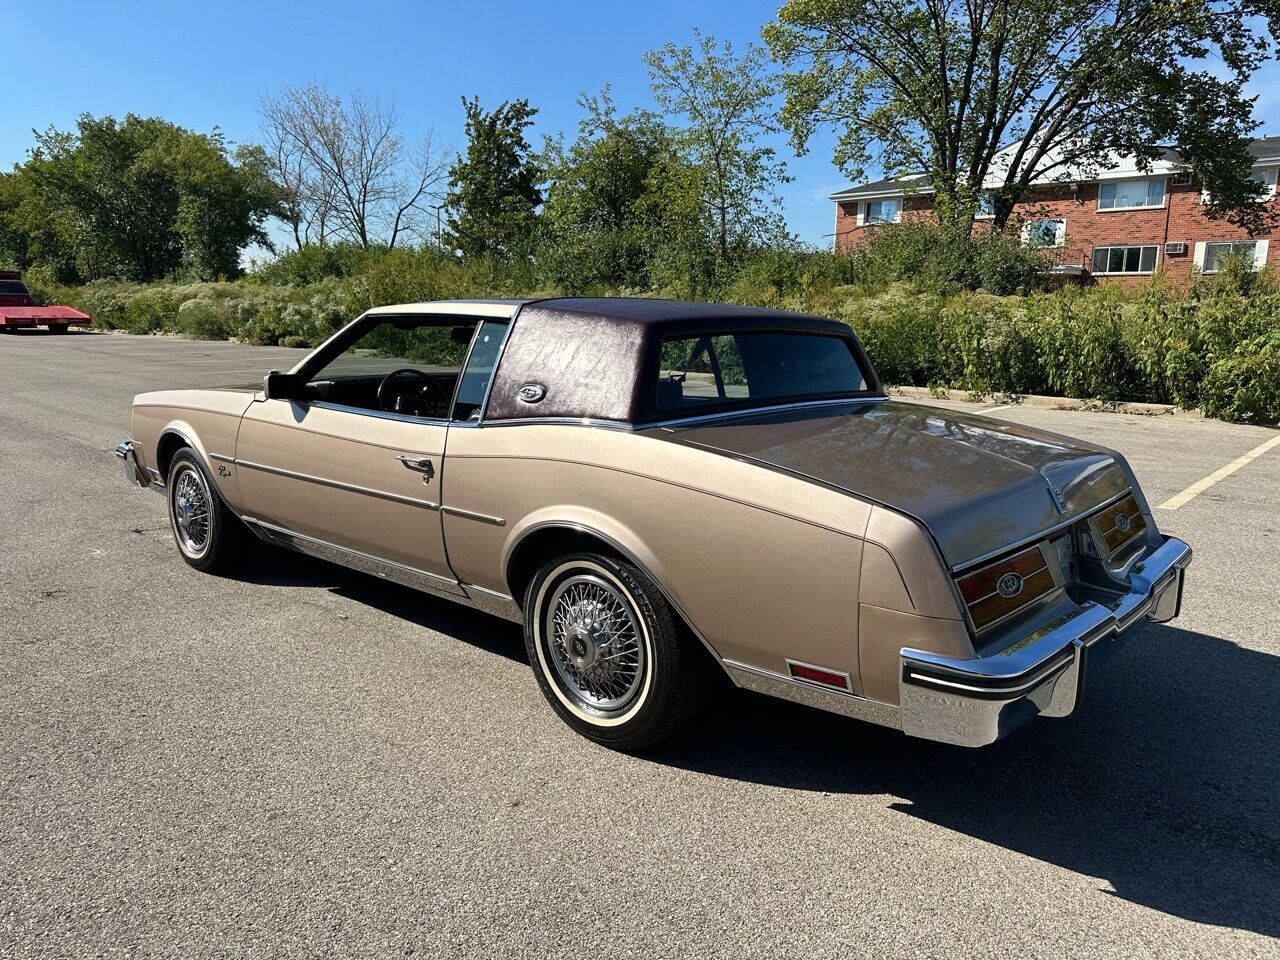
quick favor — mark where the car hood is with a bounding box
[662,400,1131,569]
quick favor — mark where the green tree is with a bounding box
[445,97,542,258]
[644,31,791,268]
[3,114,279,281]
[539,88,704,289]
[766,0,1280,231]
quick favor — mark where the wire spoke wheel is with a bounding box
[543,572,647,715]
[170,464,212,559]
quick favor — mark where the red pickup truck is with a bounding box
[0,270,91,333]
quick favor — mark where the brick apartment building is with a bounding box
[831,137,1280,282]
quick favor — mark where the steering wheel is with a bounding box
[376,368,449,414]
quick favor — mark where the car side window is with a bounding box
[451,320,509,421]
[656,332,866,411]
[303,319,477,419]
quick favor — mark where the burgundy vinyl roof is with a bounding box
[484,297,877,423]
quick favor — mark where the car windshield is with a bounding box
[653,331,871,415]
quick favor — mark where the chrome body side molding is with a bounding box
[235,458,440,510]
[441,505,506,526]
[239,517,521,623]
[723,659,901,729]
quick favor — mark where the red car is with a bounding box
[0,270,91,333]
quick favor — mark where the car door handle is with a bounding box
[395,455,435,482]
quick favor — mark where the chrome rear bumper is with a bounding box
[899,536,1192,747]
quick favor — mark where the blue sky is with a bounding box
[7,0,1280,250]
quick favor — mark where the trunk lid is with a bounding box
[660,400,1128,569]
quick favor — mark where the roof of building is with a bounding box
[830,137,1280,202]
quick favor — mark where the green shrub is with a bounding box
[251,243,382,285]
[850,222,1051,295]
[175,297,238,340]
[1201,329,1280,424]
[26,238,1280,426]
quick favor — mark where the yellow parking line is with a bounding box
[1157,434,1280,510]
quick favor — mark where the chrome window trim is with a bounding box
[307,400,450,427]
[476,416,635,430]
[234,458,440,510]
[476,397,892,431]
[650,395,889,430]
[475,313,519,425]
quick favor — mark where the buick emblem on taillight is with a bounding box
[1114,513,1131,532]
[996,572,1024,598]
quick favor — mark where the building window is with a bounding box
[975,192,995,219]
[1022,219,1066,248]
[1098,177,1166,210]
[864,198,901,224]
[1247,169,1278,198]
[1092,245,1158,274]
[1201,241,1257,273]
[1201,169,1277,204]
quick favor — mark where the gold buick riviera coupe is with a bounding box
[117,298,1191,750]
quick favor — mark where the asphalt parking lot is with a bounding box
[2,328,1278,959]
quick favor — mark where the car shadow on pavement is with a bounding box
[656,623,1280,938]
[217,546,1278,936]
[234,545,528,665]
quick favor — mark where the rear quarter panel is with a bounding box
[443,423,875,690]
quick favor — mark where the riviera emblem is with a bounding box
[518,382,546,403]
[996,572,1024,598]
[1047,482,1068,513]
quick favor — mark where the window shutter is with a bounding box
[1253,240,1270,271]
[1192,242,1206,271]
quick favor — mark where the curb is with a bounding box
[887,385,1203,419]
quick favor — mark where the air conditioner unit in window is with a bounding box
[1164,241,1187,255]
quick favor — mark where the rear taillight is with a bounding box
[1091,493,1146,558]
[955,543,1057,632]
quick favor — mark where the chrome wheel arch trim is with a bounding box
[155,424,212,474]
[501,519,729,673]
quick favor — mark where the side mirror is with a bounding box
[263,370,305,401]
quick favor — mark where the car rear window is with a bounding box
[0,281,29,295]
[654,331,869,412]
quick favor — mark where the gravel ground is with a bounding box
[2,329,1278,959]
